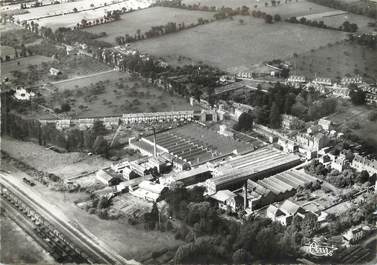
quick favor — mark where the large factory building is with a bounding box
[206,147,302,194]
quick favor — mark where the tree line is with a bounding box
[286,16,359,32]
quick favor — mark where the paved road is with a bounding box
[0,172,139,265]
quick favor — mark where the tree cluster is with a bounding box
[164,184,305,264]
[287,17,358,33]
[349,33,377,49]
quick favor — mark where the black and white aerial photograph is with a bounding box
[0,0,376,264]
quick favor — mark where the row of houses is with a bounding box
[39,110,196,130]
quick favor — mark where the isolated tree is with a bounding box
[264,14,273,24]
[274,14,281,22]
[349,85,366,105]
[234,112,253,131]
[269,103,281,128]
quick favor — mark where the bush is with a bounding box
[368,111,377,122]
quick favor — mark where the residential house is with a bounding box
[351,154,377,176]
[341,76,362,86]
[13,87,35,101]
[331,154,349,172]
[342,225,371,247]
[318,118,332,132]
[331,83,350,98]
[210,189,242,212]
[281,114,304,130]
[49,67,62,76]
[296,132,330,152]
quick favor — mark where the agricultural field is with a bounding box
[289,40,377,82]
[46,70,192,118]
[84,6,215,44]
[0,215,56,264]
[14,0,154,21]
[13,0,154,30]
[182,0,335,18]
[133,16,347,73]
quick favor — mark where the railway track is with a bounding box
[0,173,138,265]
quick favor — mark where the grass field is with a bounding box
[132,16,346,73]
[182,0,334,18]
[84,7,215,44]
[48,70,192,117]
[0,215,56,264]
[300,11,375,32]
[1,55,55,76]
[289,40,377,82]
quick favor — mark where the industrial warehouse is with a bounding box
[129,123,253,166]
[206,147,302,194]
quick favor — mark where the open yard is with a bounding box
[46,70,192,118]
[1,136,112,179]
[289,40,377,82]
[327,100,377,151]
[84,6,215,44]
[132,16,346,73]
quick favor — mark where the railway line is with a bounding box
[0,172,139,265]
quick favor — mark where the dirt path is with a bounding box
[50,69,116,85]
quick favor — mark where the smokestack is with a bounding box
[153,127,157,157]
[243,181,248,209]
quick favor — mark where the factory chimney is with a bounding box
[243,180,248,209]
[153,127,157,157]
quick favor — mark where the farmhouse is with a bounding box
[206,148,301,194]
